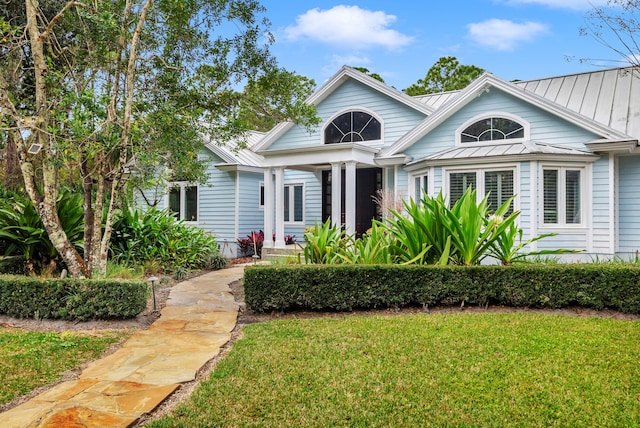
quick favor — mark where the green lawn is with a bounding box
[0,329,129,406]
[148,312,640,427]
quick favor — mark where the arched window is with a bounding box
[324,111,381,144]
[460,117,524,143]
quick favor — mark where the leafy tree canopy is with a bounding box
[404,56,484,96]
[0,0,318,277]
[353,67,385,83]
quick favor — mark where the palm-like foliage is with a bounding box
[110,206,220,272]
[304,188,576,266]
[442,187,517,266]
[335,222,395,265]
[303,218,350,264]
[0,191,84,272]
[488,221,578,265]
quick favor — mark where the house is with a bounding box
[146,65,640,260]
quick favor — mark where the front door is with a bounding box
[322,167,382,236]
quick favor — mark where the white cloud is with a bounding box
[284,5,414,50]
[502,0,609,10]
[467,19,548,51]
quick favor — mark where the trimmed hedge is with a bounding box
[244,264,640,314]
[0,277,148,321]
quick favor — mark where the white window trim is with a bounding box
[323,107,384,146]
[258,181,265,210]
[284,182,305,225]
[409,171,429,203]
[455,112,530,146]
[442,163,520,213]
[538,163,589,231]
[165,181,199,224]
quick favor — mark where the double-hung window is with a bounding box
[542,167,582,225]
[168,183,198,221]
[448,168,515,215]
[413,174,428,202]
[284,184,304,223]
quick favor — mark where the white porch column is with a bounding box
[263,168,274,249]
[331,162,342,227]
[274,167,286,248]
[345,161,357,235]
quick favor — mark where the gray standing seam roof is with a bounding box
[413,67,640,140]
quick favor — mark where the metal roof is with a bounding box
[515,67,640,138]
[413,91,460,110]
[411,141,596,165]
[205,131,265,168]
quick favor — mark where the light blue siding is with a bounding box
[270,80,427,150]
[618,155,640,254]
[198,166,238,256]
[396,168,409,201]
[518,162,532,241]
[283,169,323,239]
[237,171,265,247]
[405,89,600,159]
[591,156,613,254]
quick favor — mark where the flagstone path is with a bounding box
[2,266,244,428]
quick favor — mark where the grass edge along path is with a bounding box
[147,312,640,427]
[0,329,131,407]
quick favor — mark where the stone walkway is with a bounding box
[2,266,244,428]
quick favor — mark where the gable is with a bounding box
[404,88,603,160]
[265,78,428,152]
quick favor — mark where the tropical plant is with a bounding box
[303,219,350,264]
[383,193,451,265]
[488,221,579,265]
[441,187,517,266]
[0,191,84,274]
[335,222,395,265]
[110,207,220,272]
[237,231,264,257]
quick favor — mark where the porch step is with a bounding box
[262,245,305,263]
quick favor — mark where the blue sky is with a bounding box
[258,0,628,90]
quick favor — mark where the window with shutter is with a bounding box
[542,167,583,226]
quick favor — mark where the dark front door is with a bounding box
[322,167,382,236]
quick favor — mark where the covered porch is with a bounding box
[259,143,385,249]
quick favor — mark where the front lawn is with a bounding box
[148,312,640,427]
[0,329,130,406]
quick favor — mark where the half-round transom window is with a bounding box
[324,111,381,144]
[460,117,524,143]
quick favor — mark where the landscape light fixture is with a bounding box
[27,144,42,155]
[148,275,159,316]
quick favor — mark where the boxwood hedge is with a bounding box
[244,264,640,314]
[0,277,148,321]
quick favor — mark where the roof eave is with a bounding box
[405,153,601,170]
[584,139,639,153]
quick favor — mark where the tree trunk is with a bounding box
[4,131,22,190]
[22,0,86,278]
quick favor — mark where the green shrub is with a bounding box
[0,276,147,321]
[244,264,640,314]
[110,207,221,272]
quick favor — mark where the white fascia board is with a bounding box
[204,142,237,164]
[215,164,264,174]
[374,154,412,166]
[261,143,378,167]
[584,139,639,153]
[404,153,601,170]
[381,73,632,158]
[253,66,434,153]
